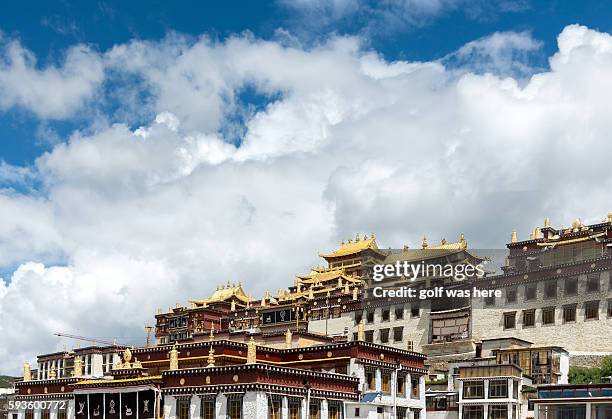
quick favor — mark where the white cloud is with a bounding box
[0,38,104,119]
[443,30,543,76]
[2,24,612,374]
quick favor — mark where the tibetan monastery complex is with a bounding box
[5,214,612,419]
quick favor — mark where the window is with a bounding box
[365,331,374,343]
[411,305,420,318]
[411,378,420,398]
[366,371,375,390]
[328,401,343,419]
[201,399,215,419]
[309,401,320,419]
[268,398,281,419]
[288,400,301,419]
[177,400,190,419]
[503,312,516,329]
[506,288,517,303]
[565,277,578,295]
[484,295,495,307]
[525,284,537,301]
[355,312,363,324]
[395,306,404,320]
[393,327,403,342]
[379,328,390,343]
[25,412,33,419]
[382,373,391,393]
[366,310,375,323]
[58,411,67,419]
[587,274,600,292]
[608,299,612,318]
[463,381,484,399]
[544,280,557,299]
[354,408,360,417]
[489,405,508,419]
[227,396,242,419]
[463,406,483,419]
[523,309,535,327]
[542,307,555,325]
[41,411,50,419]
[563,305,576,323]
[489,380,508,398]
[585,300,600,320]
[397,375,405,395]
[381,308,390,322]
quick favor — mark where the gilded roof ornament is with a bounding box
[23,361,31,382]
[169,345,179,370]
[544,217,551,228]
[511,230,517,243]
[246,337,257,363]
[73,356,83,377]
[49,366,57,379]
[352,287,358,301]
[207,346,216,367]
[608,212,612,223]
[422,236,428,249]
[357,319,365,341]
[209,322,215,340]
[355,233,360,241]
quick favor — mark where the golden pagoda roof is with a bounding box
[319,234,379,258]
[297,268,362,284]
[190,282,250,306]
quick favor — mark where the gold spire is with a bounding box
[23,361,31,382]
[608,212,612,223]
[209,321,215,341]
[357,319,365,341]
[355,233,360,241]
[344,281,350,294]
[511,230,517,243]
[352,286,358,301]
[422,236,428,249]
[207,346,216,367]
[247,337,257,364]
[169,345,179,370]
[308,287,314,300]
[544,217,550,227]
[285,329,293,349]
[49,366,57,380]
[231,300,236,312]
[460,232,466,244]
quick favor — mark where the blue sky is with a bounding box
[1,0,612,166]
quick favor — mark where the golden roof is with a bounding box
[319,234,379,258]
[297,269,362,285]
[427,233,467,250]
[190,282,249,306]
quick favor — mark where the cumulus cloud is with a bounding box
[2,24,612,374]
[443,30,543,77]
[0,37,104,119]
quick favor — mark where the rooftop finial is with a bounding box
[460,232,466,243]
[422,236,428,249]
[544,217,550,228]
[511,230,517,243]
[355,233,360,241]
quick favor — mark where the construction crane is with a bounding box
[54,332,128,348]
